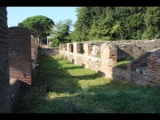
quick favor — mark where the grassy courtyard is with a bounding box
[12,55,160,113]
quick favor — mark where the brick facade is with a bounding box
[0,7,12,113]
[8,27,32,91]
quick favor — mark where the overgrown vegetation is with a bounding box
[12,55,160,113]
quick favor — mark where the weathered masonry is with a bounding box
[8,27,32,91]
[0,7,39,112]
[40,47,59,56]
[0,7,13,113]
[60,40,160,86]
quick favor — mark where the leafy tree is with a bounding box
[50,19,72,47]
[71,7,160,42]
[73,7,93,41]
[143,7,160,39]
[72,7,106,41]
[18,15,54,45]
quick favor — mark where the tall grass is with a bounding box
[12,55,160,113]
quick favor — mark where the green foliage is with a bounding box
[71,7,160,41]
[50,20,72,47]
[71,7,106,41]
[144,7,160,39]
[18,15,54,42]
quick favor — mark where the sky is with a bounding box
[7,7,78,31]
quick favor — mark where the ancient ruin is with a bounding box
[1,6,160,113]
[60,39,160,86]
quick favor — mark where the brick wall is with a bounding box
[0,7,12,113]
[110,40,160,61]
[0,8,39,113]
[8,27,32,91]
[127,48,160,86]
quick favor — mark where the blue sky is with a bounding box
[7,7,78,31]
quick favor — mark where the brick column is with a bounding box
[83,43,90,68]
[73,42,78,64]
[99,43,118,78]
[66,43,70,60]
[59,44,62,56]
[101,43,117,66]
[8,27,32,91]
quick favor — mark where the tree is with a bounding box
[143,7,160,39]
[72,7,107,41]
[18,15,54,45]
[50,19,72,47]
[71,7,160,42]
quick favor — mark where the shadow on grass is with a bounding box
[84,80,160,113]
[71,73,103,80]
[12,55,160,113]
[13,79,160,113]
[65,66,84,70]
[33,55,82,94]
[49,80,160,113]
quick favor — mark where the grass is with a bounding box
[12,55,160,113]
[95,53,101,58]
[114,60,131,70]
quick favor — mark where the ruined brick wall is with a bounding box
[0,7,21,113]
[87,56,101,71]
[88,42,104,57]
[112,67,128,81]
[8,27,32,91]
[60,40,160,86]
[75,39,160,61]
[66,43,74,63]
[60,42,117,71]
[127,48,160,86]
[81,42,104,57]
[110,40,160,61]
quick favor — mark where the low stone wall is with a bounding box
[60,40,160,86]
[40,47,59,56]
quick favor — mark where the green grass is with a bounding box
[95,54,101,58]
[114,60,131,70]
[12,55,160,113]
